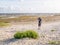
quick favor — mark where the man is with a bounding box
[38,17,42,29]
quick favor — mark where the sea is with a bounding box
[0,13,60,17]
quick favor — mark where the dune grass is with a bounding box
[51,29,56,32]
[0,22,9,27]
[14,30,39,39]
[48,40,60,44]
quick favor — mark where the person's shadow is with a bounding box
[0,38,19,45]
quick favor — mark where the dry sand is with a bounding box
[0,15,60,45]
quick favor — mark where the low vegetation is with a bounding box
[0,22,9,27]
[48,40,60,44]
[14,30,39,39]
[51,29,56,32]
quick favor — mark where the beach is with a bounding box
[0,15,60,45]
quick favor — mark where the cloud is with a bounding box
[20,0,24,2]
[0,0,60,13]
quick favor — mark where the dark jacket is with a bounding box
[38,17,42,26]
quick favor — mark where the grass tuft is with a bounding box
[0,22,9,27]
[48,40,60,44]
[14,30,39,39]
[51,30,56,32]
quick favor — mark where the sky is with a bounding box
[0,0,60,13]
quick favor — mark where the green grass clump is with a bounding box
[48,41,57,44]
[0,22,9,27]
[48,40,60,44]
[14,32,24,39]
[25,30,39,39]
[51,30,56,32]
[14,30,39,39]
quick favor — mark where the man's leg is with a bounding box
[38,24,41,30]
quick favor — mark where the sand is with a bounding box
[0,21,60,45]
[0,15,60,45]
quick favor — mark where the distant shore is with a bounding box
[0,15,60,23]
